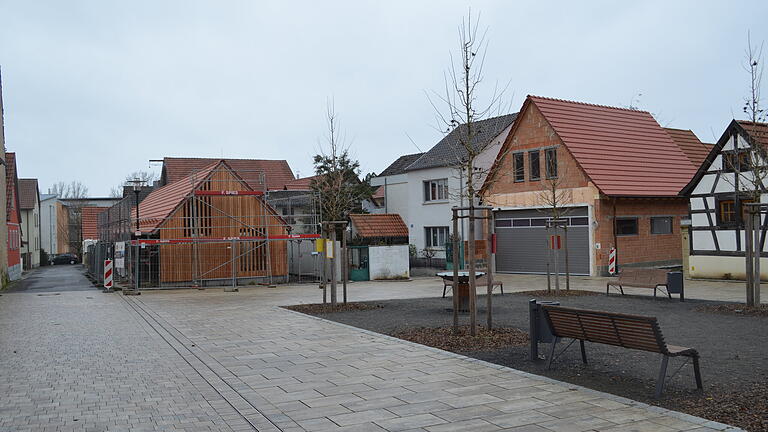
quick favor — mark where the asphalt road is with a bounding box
[6,264,99,293]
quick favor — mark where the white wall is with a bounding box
[369,245,409,280]
[20,206,40,268]
[406,166,458,258]
[40,197,57,255]
[690,255,768,280]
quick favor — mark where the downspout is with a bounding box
[384,177,388,213]
[612,197,618,260]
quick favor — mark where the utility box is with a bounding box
[666,271,685,302]
[529,299,560,361]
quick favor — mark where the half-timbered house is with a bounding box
[682,120,768,279]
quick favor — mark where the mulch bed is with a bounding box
[696,303,768,317]
[392,326,528,353]
[288,293,768,431]
[517,289,600,297]
[283,302,384,314]
[672,382,768,432]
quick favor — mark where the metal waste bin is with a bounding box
[666,271,684,302]
[529,299,560,361]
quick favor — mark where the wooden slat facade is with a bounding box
[156,169,288,283]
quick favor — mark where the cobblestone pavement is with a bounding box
[0,266,742,431]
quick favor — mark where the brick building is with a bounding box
[482,96,708,276]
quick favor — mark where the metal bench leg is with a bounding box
[579,340,587,364]
[692,355,703,390]
[547,337,560,370]
[500,283,503,295]
[655,355,669,398]
[443,284,447,298]
[619,285,624,295]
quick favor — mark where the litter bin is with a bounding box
[666,271,684,302]
[528,299,560,361]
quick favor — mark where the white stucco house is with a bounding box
[682,119,768,279]
[371,114,518,258]
[39,193,59,257]
[19,178,41,269]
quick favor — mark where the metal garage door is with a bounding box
[494,207,590,275]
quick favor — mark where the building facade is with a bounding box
[6,153,21,280]
[371,115,517,258]
[482,96,705,276]
[19,179,40,269]
[682,120,768,279]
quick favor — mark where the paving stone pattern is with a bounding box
[0,268,743,431]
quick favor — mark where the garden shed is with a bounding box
[348,214,409,281]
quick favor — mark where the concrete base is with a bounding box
[224,286,239,292]
[123,289,141,296]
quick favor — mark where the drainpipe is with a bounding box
[384,177,388,213]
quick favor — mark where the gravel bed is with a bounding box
[285,293,768,431]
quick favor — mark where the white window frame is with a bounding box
[425,226,450,249]
[423,178,448,202]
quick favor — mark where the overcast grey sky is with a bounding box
[1,1,766,196]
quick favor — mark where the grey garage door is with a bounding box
[494,207,590,275]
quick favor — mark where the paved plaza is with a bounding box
[0,266,747,431]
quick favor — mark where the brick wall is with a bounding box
[594,198,688,274]
[484,102,591,198]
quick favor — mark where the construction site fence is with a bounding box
[86,237,323,289]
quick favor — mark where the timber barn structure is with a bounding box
[128,160,292,286]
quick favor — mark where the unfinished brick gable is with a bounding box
[484,102,592,201]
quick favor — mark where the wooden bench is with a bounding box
[606,268,676,299]
[541,305,702,398]
[442,275,503,298]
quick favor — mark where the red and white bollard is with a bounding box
[103,259,113,290]
[608,247,617,275]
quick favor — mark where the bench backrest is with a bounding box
[542,305,668,354]
[617,268,668,287]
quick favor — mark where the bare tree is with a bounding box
[536,154,573,293]
[429,10,510,335]
[49,180,89,199]
[111,171,157,197]
[726,34,768,307]
[311,101,371,225]
[49,180,90,255]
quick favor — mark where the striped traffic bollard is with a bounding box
[608,247,617,275]
[103,259,114,290]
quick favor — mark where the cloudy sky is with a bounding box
[1,1,766,196]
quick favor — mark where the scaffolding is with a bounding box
[91,164,323,289]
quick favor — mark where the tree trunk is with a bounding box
[452,209,460,333]
[486,209,494,329]
[746,208,754,307]
[468,206,477,336]
[330,228,337,307]
[564,226,570,291]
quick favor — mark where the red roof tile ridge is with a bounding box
[528,95,651,114]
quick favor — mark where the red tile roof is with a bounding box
[350,214,408,238]
[664,128,712,167]
[283,175,322,191]
[163,157,295,191]
[737,120,768,147]
[372,186,384,199]
[18,178,39,210]
[135,161,221,233]
[81,207,107,240]
[527,96,697,196]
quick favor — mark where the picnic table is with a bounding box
[436,271,485,312]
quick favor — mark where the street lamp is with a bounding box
[127,178,145,293]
